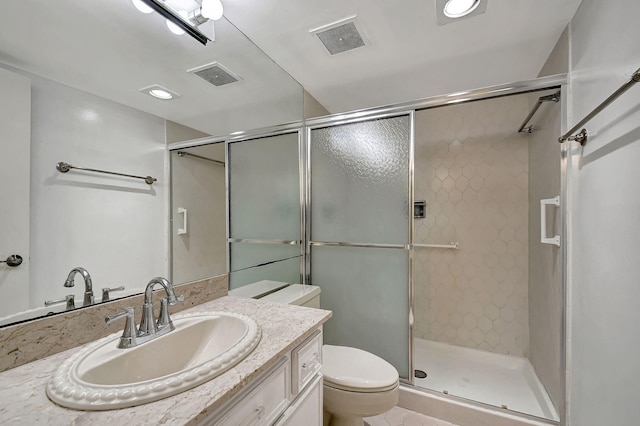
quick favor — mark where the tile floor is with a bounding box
[365,406,459,426]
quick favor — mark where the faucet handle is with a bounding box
[105,307,138,349]
[44,294,76,311]
[157,298,176,331]
[101,286,125,302]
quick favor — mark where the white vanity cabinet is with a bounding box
[202,330,323,426]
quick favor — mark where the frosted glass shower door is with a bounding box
[228,132,302,289]
[309,115,411,379]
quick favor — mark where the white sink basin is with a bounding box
[46,311,261,410]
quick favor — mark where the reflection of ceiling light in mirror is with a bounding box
[140,85,182,100]
[443,0,480,18]
[201,0,224,20]
[131,0,154,14]
[150,89,173,99]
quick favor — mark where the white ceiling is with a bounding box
[224,0,583,113]
[0,0,303,136]
[0,0,583,135]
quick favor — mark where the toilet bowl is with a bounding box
[231,282,400,425]
[322,345,399,426]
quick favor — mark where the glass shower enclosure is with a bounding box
[308,114,413,380]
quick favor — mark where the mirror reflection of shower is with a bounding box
[171,143,227,285]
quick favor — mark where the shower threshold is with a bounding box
[413,338,558,421]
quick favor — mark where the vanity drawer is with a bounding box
[291,330,322,395]
[213,359,290,426]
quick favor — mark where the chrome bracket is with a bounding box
[566,128,588,146]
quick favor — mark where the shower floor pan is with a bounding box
[413,338,558,421]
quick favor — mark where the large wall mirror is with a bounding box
[169,129,304,292]
[0,0,303,327]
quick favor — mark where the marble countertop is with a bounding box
[0,296,332,425]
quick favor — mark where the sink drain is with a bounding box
[414,369,427,379]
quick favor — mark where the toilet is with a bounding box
[321,344,399,426]
[233,281,400,426]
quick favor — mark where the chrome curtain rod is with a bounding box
[56,162,157,185]
[176,151,225,166]
[517,91,561,133]
[559,68,640,145]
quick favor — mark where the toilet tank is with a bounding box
[261,284,321,308]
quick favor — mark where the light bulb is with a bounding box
[131,0,153,14]
[443,0,480,18]
[166,19,186,35]
[166,11,189,35]
[201,0,223,21]
[149,89,173,100]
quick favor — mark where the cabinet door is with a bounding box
[0,67,30,316]
[276,374,323,426]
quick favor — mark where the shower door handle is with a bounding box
[540,196,560,247]
[177,207,188,235]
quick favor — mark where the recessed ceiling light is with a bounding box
[436,0,487,25]
[140,85,182,100]
[443,0,481,18]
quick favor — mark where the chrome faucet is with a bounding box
[63,267,94,306]
[139,277,184,336]
[105,277,183,349]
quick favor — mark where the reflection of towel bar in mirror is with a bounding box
[56,162,157,185]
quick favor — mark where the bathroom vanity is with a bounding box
[0,296,331,425]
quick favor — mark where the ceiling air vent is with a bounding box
[310,16,367,55]
[188,62,240,87]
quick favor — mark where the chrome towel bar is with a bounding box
[307,241,460,250]
[56,162,157,185]
[413,242,459,250]
[559,68,640,145]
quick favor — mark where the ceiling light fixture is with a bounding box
[443,0,480,18]
[132,0,224,45]
[140,85,182,100]
[435,0,487,25]
[201,0,224,20]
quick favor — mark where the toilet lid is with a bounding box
[322,345,399,392]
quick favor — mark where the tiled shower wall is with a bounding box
[413,95,530,357]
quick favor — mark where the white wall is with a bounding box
[28,72,168,307]
[567,0,640,424]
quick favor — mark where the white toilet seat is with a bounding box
[322,345,399,393]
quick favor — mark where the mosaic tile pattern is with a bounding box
[413,96,530,357]
[365,406,459,426]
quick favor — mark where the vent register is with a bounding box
[310,17,367,55]
[188,62,240,87]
